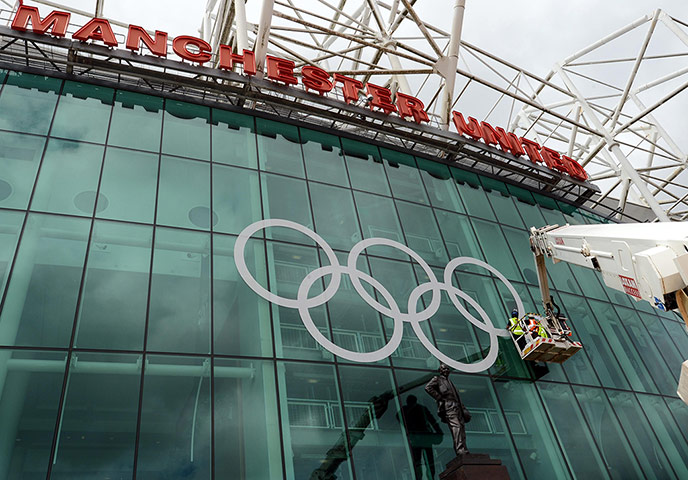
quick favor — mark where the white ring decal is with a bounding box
[234,219,522,372]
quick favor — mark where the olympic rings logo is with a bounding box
[234,219,523,373]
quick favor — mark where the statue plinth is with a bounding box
[439,453,510,480]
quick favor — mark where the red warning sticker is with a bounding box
[555,237,564,245]
[619,275,641,299]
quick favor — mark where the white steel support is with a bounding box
[234,0,249,52]
[555,65,670,222]
[439,0,465,130]
[255,0,276,73]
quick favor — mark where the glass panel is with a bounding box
[558,293,626,388]
[494,380,571,480]
[268,242,332,361]
[162,100,211,161]
[74,222,152,351]
[532,193,567,226]
[481,178,525,229]
[320,250,389,367]
[30,139,104,217]
[212,163,261,235]
[470,219,521,282]
[395,200,448,266]
[136,355,211,479]
[341,138,390,195]
[51,353,141,479]
[606,390,676,479]
[278,362,353,480]
[571,386,645,479]
[213,235,273,357]
[588,299,658,392]
[417,158,465,213]
[256,118,304,177]
[212,109,257,168]
[0,210,23,300]
[501,225,539,285]
[215,358,283,480]
[636,393,688,478]
[568,264,610,301]
[613,306,679,396]
[381,148,428,204]
[0,71,61,135]
[0,350,66,480]
[147,228,211,354]
[0,131,45,209]
[51,81,113,144]
[452,177,495,221]
[301,128,349,187]
[537,382,610,479]
[309,182,361,251]
[97,147,159,224]
[337,365,413,479]
[353,191,405,259]
[157,156,211,230]
[261,173,313,245]
[434,210,484,261]
[108,90,163,152]
[0,214,90,348]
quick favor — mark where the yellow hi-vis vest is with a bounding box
[508,317,524,336]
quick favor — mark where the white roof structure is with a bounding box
[5,0,688,222]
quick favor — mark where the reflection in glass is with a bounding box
[353,191,405,259]
[75,222,152,350]
[108,90,163,152]
[342,138,390,195]
[0,350,66,479]
[337,365,413,479]
[301,128,348,187]
[396,201,448,266]
[256,118,304,177]
[310,182,361,251]
[215,358,283,479]
[51,353,140,478]
[31,139,104,216]
[494,380,571,479]
[0,132,45,209]
[147,228,211,354]
[157,156,211,230]
[278,362,353,480]
[136,355,211,479]
[0,211,24,300]
[51,81,114,144]
[261,173,313,245]
[382,148,428,204]
[417,158,465,213]
[0,214,90,348]
[212,109,257,168]
[97,147,159,224]
[0,71,61,135]
[163,100,211,161]
[213,235,273,357]
[212,163,261,235]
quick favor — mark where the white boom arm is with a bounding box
[529,222,688,404]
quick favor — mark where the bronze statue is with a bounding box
[424,363,472,456]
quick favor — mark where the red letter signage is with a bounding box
[366,83,397,114]
[452,112,483,141]
[219,47,256,75]
[173,35,212,64]
[73,18,118,47]
[333,74,363,104]
[301,66,333,95]
[126,25,168,57]
[519,137,543,164]
[11,6,70,37]
[266,56,298,85]
[396,92,429,123]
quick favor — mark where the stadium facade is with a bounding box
[0,6,687,480]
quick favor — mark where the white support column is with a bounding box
[556,64,670,222]
[439,0,465,130]
[234,0,249,52]
[254,0,276,75]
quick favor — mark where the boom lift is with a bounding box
[509,222,688,404]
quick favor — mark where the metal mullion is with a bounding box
[46,85,116,479]
[208,107,216,480]
[131,93,166,480]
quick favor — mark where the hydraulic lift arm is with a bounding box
[529,222,688,404]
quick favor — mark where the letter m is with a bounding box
[11,6,71,37]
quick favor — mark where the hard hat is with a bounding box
[511,309,518,317]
